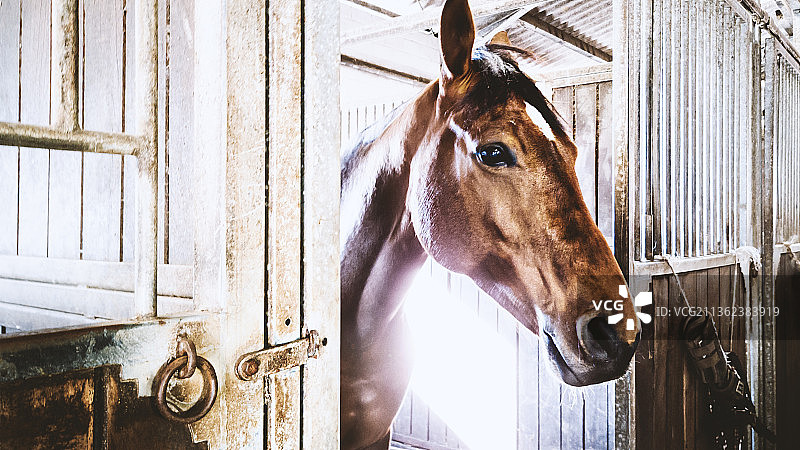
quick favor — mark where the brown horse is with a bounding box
[340,1,640,448]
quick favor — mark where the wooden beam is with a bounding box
[0,255,191,298]
[0,278,192,321]
[340,54,431,84]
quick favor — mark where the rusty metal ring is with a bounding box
[154,355,218,424]
[176,337,197,379]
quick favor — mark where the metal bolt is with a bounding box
[241,358,260,378]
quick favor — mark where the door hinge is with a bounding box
[235,330,323,381]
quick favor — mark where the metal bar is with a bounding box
[134,0,159,318]
[50,0,79,131]
[721,7,730,253]
[679,0,688,256]
[632,0,642,262]
[665,0,675,256]
[733,17,742,249]
[644,0,656,260]
[0,122,140,155]
[698,0,708,256]
[688,0,697,256]
[716,2,724,253]
[761,36,777,443]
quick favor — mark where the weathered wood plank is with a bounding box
[653,274,669,447]
[82,0,124,262]
[0,278,192,321]
[552,86,574,139]
[538,344,561,448]
[17,0,51,258]
[0,301,100,332]
[683,272,697,450]
[0,255,191,297]
[575,83,598,222]
[165,0,194,265]
[597,81,614,247]
[266,0,302,446]
[665,273,683,448]
[394,394,412,437]
[635,276,660,450]
[718,264,732,352]
[0,0,20,256]
[47,147,82,259]
[517,326,539,450]
[410,392,429,442]
[302,1,342,444]
[121,0,136,263]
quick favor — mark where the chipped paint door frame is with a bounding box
[265,0,341,448]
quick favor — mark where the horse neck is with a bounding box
[340,83,439,339]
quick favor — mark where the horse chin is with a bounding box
[541,329,636,387]
[541,330,584,386]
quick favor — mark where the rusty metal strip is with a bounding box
[235,331,322,382]
[0,122,140,155]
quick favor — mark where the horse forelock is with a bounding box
[454,45,569,138]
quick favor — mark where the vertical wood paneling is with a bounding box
[17,0,51,258]
[82,0,123,262]
[665,273,682,447]
[538,346,561,449]
[121,0,136,262]
[165,0,194,265]
[574,84,597,221]
[597,82,614,248]
[0,0,20,256]
[517,327,538,450]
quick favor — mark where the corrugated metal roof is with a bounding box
[341,0,612,76]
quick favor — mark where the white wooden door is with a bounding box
[0,1,339,448]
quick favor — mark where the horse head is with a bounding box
[407,0,640,386]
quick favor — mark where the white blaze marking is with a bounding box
[525,102,556,141]
[449,119,477,154]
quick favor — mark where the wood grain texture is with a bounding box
[82,0,123,262]
[17,0,50,258]
[164,0,194,265]
[0,0,20,256]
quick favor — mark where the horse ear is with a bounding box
[439,0,475,82]
[488,31,512,46]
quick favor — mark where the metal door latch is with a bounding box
[235,330,324,381]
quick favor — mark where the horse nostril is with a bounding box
[585,316,622,358]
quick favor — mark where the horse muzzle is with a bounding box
[542,314,640,386]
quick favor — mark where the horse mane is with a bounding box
[459,43,570,137]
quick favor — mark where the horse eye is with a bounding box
[476,143,515,167]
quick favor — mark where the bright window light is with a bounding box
[403,260,517,450]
